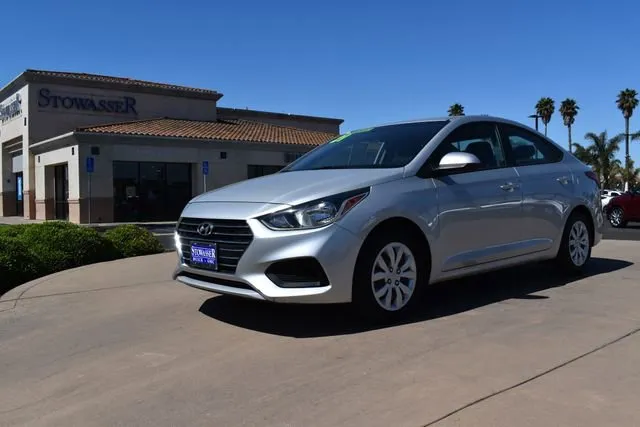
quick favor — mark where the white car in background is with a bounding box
[601,189,622,208]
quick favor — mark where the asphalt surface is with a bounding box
[2,240,640,426]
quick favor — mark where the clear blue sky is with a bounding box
[2,0,640,160]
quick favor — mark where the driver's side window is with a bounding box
[427,122,505,171]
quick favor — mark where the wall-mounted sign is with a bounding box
[0,93,22,122]
[16,176,23,201]
[38,88,137,115]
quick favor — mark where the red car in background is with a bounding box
[605,191,640,227]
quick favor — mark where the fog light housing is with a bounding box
[265,257,330,288]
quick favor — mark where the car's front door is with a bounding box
[498,123,574,253]
[427,121,523,273]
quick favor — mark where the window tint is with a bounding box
[282,121,449,171]
[500,124,563,166]
[428,122,505,170]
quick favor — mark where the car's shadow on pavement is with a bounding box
[198,257,633,338]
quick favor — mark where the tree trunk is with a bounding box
[544,124,548,136]
[568,124,572,153]
[625,118,630,192]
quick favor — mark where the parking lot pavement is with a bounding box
[602,222,640,241]
[1,242,640,427]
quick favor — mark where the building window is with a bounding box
[284,152,304,163]
[113,161,192,222]
[247,164,283,179]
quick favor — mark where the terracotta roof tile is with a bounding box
[25,69,220,96]
[78,118,338,146]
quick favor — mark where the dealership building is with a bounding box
[0,70,342,223]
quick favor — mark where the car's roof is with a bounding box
[374,114,531,129]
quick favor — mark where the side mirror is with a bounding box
[436,152,482,172]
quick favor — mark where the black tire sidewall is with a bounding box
[352,230,429,320]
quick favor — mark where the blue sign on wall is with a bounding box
[202,161,209,176]
[86,157,95,173]
[16,176,23,201]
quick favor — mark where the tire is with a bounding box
[608,207,627,228]
[555,212,593,274]
[352,229,430,322]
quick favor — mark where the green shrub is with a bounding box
[0,224,28,238]
[0,222,164,295]
[103,224,164,258]
[0,236,40,293]
[16,221,118,275]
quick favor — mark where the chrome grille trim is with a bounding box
[177,217,253,274]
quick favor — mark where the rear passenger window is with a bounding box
[500,125,563,166]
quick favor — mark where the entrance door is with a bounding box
[15,172,23,216]
[54,164,69,220]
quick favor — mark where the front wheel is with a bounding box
[352,231,429,321]
[556,213,592,273]
[609,207,627,228]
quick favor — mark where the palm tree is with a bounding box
[559,98,579,153]
[620,158,640,190]
[572,131,622,189]
[616,88,639,191]
[535,97,555,136]
[448,103,465,116]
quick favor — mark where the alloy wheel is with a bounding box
[610,208,623,227]
[370,242,417,312]
[568,220,590,267]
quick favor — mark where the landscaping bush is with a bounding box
[0,235,40,293]
[16,221,119,275]
[103,224,165,258]
[0,222,164,295]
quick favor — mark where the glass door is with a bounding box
[54,164,69,220]
[15,172,23,216]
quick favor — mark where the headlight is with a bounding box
[259,188,370,230]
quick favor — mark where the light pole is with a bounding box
[528,114,541,132]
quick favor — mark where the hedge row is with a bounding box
[0,222,164,294]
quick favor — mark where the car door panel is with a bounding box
[499,123,574,252]
[515,163,574,251]
[434,168,523,272]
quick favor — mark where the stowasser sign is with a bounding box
[0,93,22,122]
[38,88,138,115]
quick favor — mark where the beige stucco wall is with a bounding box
[34,143,79,221]
[0,85,28,215]
[27,83,219,144]
[80,138,304,200]
[0,85,28,144]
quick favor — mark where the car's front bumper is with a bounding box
[173,217,363,304]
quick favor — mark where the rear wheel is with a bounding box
[609,207,627,228]
[556,212,592,273]
[352,230,429,321]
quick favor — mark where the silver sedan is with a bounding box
[173,115,603,319]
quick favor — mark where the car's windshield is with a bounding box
[281,121,449,172]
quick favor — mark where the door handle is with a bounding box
[557,176,570,185]
[500,182,518,192]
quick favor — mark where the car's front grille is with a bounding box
[177,217,254,274]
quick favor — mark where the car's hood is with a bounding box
[190,168,404,206]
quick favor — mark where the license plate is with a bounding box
[190,242,218,269]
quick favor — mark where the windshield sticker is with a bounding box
[328,127,374,143]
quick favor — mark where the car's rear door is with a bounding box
[498,123,574,253]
